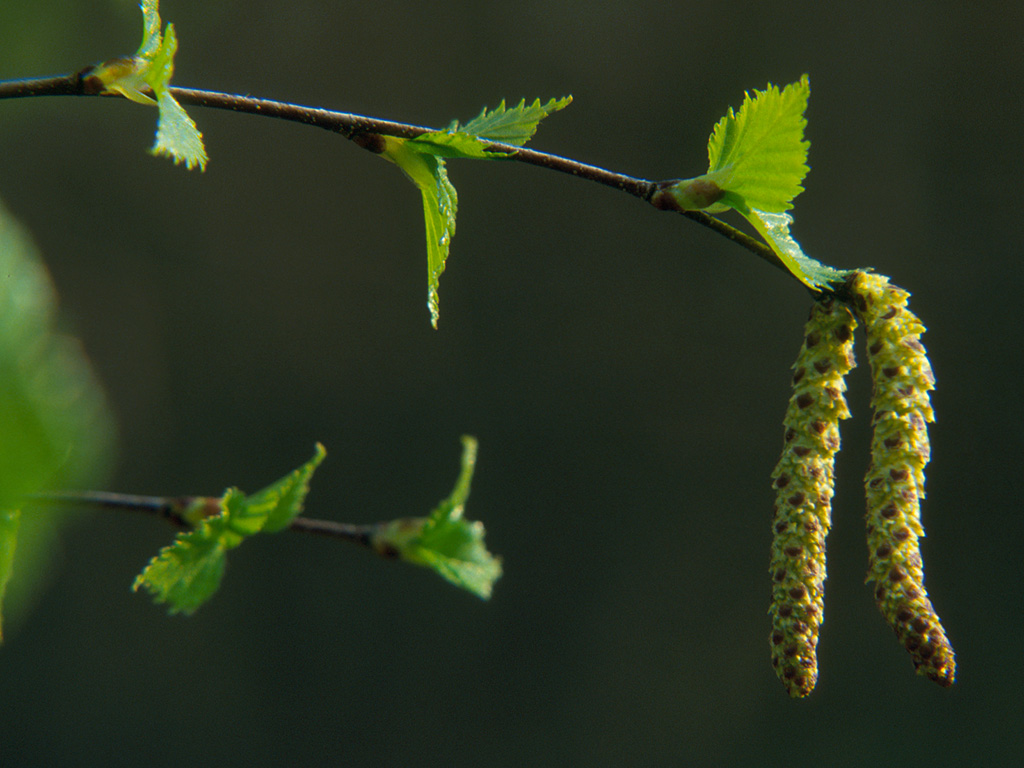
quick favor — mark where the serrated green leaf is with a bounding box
[0,511,19,641]
[705,74,810,213]
[381,136,457,328]
[251,443,326,533]
[743,209,850,289]
[87,0,207,169]
[386,97,568,325]
[457,97,572,146]
[133,445,326,614]
[372,437,502,599]
[406,131,500,160]
[133,521,228,615]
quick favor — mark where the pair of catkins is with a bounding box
[768,271,956,697]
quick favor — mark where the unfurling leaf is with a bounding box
[83,0,207,169]
[133,445,326,614]
[372,436,502,599]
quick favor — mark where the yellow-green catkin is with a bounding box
[846,271,955,688]
[769,298,857,697]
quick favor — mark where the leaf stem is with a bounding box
[0,73,790,279]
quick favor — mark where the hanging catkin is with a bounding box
[769,297,857,697]
[846,271,955,687]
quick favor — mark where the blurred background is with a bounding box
[1,1,1021,765]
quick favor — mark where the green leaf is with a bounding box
[381,136,458,328]
[132,522,228,615]
[0,200,114,639]
[0,511,19,641]
[0,201,114,511]
[456,96,572,146]
[705,74,810,213]
[133,445,326,614]
[744,209,850,289]
[406,131,502,160]
[382,97,568,325]
[85,0,207,169]
[372,436,502,599]
[247,443,326,533]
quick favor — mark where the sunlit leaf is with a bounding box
[381,136,457,328]
[456,96,572,146]
[133,446,326,614]
[372,436,502,599]
[745,209,849,289]
[85,0,207,169]
[706,74,810,213]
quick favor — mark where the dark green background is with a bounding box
[1,1,1020,765]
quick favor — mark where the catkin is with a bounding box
[846,271,955,687]
[769,298,857,697]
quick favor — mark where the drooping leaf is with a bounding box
[383,97,568,325]
[85,0,207,169]
[380,136,458,328]
[372,436,502,599]
[405,131,502,160]
[746,209,849,289]
[133,445,326,614]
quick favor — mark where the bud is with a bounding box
[769,298,857,697]
[846,272,955,687]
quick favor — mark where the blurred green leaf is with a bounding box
[0,200,114,638]
[373,436,502,599]
[0,511,18,641]
[133,445,326,614]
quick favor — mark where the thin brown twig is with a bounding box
[0,72,790,278]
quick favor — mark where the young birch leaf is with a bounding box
[133,446,326,614]
[132,521,228,615]
[248,443,326,533]
[372,436,502,599]
[457,96,573,146]
[84,0,207,169]
[407,96,573,161]
[382,97,568,324]
[747,210,849,289]
[380,136,457,328]
[705,74,810,213]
